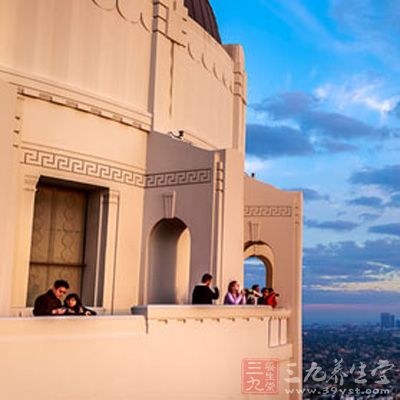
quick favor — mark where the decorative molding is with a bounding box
[91,0,152,32]
[244,206,293,218]
[21,147,213,189]
[294,204,301,226]
[17,86,149,131]
[162,192,176,219]
[132,305,291,321]
[146,169,212,188]
[248,221,261,242]
[0,66,152,131]
[187,38,234,91]
[103,190,121,205]
[233,71,246,103]
[153,0,188,45]
[91,0,235,91]
[224,45,247,103]
[215,161,224,192]
[23,174,40,192]
[22,147,145,187]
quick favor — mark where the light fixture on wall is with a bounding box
[169,130,185,140]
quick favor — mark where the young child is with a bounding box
[64,293,96,316]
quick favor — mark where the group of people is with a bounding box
[33,280,96,316]
[33,274,278,317]
[192,273,279,308]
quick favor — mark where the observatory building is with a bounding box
[0,0,303,398]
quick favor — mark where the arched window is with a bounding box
[243,242,274,288]
[244,257,267,289]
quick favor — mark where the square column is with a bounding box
[0,81,19,316]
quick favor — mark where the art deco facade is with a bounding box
[0,1,303,398]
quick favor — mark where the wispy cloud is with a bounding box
[314,76,400,119]
[350,165,400,193]
[248,91,395,160]
[286,188,330,202]
[304,218,359,232]
[308,267,400,293]
[245,156,270,174]
[246,124,315,158]
[359,213,381,223]
[369,223,400,238]
[304,238,400,277]
[347,196,384,209]
[263,0,348,52]
[331,0,400,70]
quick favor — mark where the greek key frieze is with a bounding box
[22,147,212,189]
[244,206,292,218]
[146,169,211,188]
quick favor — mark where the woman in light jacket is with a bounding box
[224,280,246,305]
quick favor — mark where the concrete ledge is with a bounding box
[131,305,291,320]
[0,315,147,343]
[10,306,107,317]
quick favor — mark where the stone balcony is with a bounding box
[132,305,291,350]
[0,305,295,399]
[7,305,291,350]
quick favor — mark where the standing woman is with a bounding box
[224,281,246,305]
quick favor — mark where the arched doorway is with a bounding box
[148,218,191,304]
[243,242,274,289]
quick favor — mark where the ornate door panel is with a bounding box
[27,185,87,306]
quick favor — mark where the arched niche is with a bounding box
[243,241,274,288]
[147,218,191,304]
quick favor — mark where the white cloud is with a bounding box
[308,269,400,292]
[366,261,392,270]
[314,78,400,120]
[319,275,349,280]
[245,156,270,174]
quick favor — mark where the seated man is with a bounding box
[192,273,219,304]
[33,280,70,316]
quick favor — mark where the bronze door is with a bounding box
[27,185,87,306]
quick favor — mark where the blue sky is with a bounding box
[211,0,400,323]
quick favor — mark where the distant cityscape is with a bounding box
[381,313,400,330]
[303,324,400,399]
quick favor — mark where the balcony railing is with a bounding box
[132,305,291,348]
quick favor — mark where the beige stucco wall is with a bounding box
[171,21,235,149]
[0,0,246,153]
[0,0,248,313]
[244,176,303,388]
[0,0,302,398]
[141,132,219,303]
[0,81,19,315]
[0,0,153,112]
[7,89,148,314]
[0,307,296,400]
